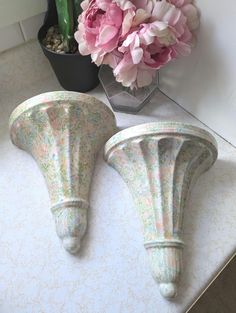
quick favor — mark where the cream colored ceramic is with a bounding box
[9,91,117,254]
[104,122,218,299]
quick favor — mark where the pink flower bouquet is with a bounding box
[75,0,199,89]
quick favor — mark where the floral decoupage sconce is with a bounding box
[9,91,117,254]
[104,122,218,298]
[9,93,218,300]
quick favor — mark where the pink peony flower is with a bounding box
[76,0,199,89]
[111,49,171,88]
[75,0,134,65]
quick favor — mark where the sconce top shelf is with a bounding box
[104,122,218,160]
[9,91,116,130]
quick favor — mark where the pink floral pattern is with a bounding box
[10,91,117,254]
[104,122,218,298]
[75,0,199,89]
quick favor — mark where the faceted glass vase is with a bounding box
[99,65,159,113]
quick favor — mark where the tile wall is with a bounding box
[0,13,45,53]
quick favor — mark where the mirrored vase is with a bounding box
[10,91,117,254]
[104,122,218,299]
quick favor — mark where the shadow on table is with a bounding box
[187,252,236,313]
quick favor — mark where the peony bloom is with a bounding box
[169,0,200,30]
[75,0,135,65]
[76,0,199,88]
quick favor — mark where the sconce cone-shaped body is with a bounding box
[10,91,117,254]
[104,122,217,299]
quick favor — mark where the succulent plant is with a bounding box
[55,0,82,52]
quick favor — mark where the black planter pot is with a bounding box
[38,0,99,92]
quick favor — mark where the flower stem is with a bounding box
[55,0,74,52]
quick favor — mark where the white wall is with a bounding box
[0,0,46,52]
[160,0,236,146]
[0,0,46,28]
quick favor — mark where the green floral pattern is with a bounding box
[10,91,117,254]
[105,122,217,299]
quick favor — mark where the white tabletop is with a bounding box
[1,41,236,313]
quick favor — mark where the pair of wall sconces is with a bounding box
[9,91,218,299]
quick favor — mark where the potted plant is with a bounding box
[38,0,99,92]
